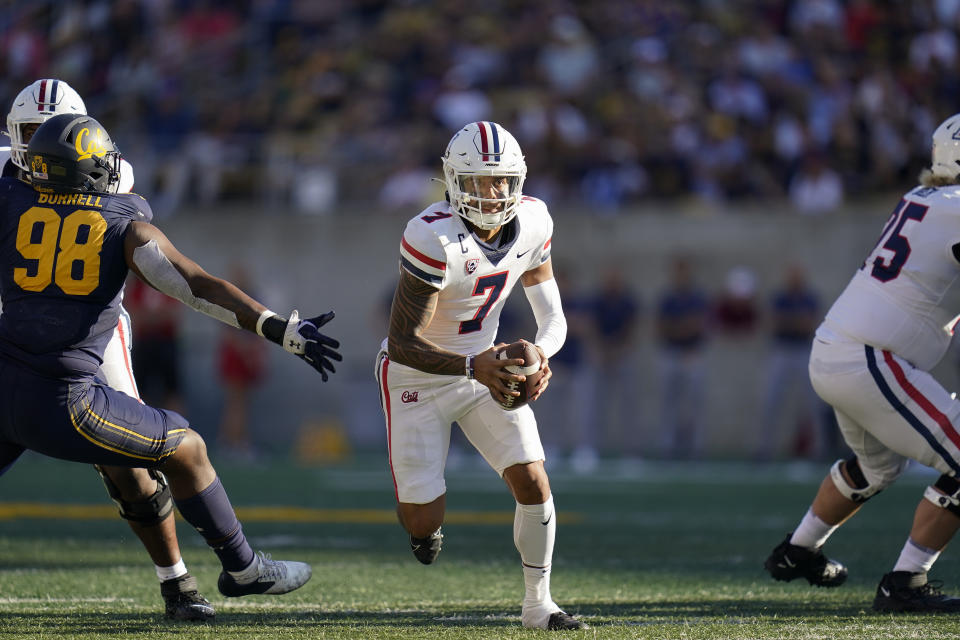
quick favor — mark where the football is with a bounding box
[495,340,542,410]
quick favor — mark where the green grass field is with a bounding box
[3,453,960,639]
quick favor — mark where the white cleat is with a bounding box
[217,551,312,597]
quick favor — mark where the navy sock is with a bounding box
[174,476,254,571]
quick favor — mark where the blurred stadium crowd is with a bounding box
[3,0,959,216]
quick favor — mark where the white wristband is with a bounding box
[465,355,475,379]
[256,310,278,337]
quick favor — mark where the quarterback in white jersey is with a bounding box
[376,122,585,631]
[763,114,960,613]
[397,195,553,355]
[2,79,214,621]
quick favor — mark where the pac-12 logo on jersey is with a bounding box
[465,258,479,275]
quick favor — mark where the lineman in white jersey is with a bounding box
[763,113,960,613]
[376,122,586,630]
[1,79,213,620]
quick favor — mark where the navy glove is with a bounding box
[282,310,342,381]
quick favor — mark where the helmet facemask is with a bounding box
[448,171,525,230]
[84,152,122,193]
[442,122,527,230]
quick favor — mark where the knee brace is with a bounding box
[96,466,174,525]
[830,456,885,503]
[923,474,960,517]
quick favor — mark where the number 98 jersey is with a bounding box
[821,185,960,371]
[397,197,553,356]
[0,176,153,379]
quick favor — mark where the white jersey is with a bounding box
[0,146,135,193]
[394,197,553,356]
[117,157,135,193]
[821,185,960,371]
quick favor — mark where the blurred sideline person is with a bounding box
[125,276,185,413]
[216,264,268,462]
[755,264,825,461]
[540,266,599,472]
[0,114,341,612]
[588,266,640,457]
[2,78,206,620]
[763,114,960,612]
[656,256,709,459]
[376,122,587,630]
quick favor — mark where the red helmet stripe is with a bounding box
[476,121,490,161]
[37,79,47,111]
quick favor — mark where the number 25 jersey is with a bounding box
[0,176,152,379]
[821,185,960,371]
[396,197,553,357]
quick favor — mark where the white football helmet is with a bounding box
[6,79,86,172]
[442,121,526,230]
[931,113,960,181]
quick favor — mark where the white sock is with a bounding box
[514,495,558,611]
[790,508,839,549]
[155,558,187,582]
[227,554,261,584]
[892,537,940,575]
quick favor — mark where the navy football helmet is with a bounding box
[26,113,120,193]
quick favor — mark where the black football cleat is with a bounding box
[410,528,443,565]
[764,533,848,587]
[547,611,589,630]
[160,574,215,621]
[873,571,960,613]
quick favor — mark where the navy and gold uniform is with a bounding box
[0,175,186,473]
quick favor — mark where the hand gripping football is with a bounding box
[495,341,542,410]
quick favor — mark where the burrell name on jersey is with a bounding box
[821,185,960,371]
[397,197,552,356]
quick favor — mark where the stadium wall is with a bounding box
[160,200,960,460]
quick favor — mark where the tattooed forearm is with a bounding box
[388,271,466,375]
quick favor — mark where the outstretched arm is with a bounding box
[124,221,263,330]
[124,221,341,380]
[387,270,523,404]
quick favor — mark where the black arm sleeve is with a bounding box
[261,314,289,346]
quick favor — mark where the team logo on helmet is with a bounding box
[74,127,110,160]
[30,154,48,180]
